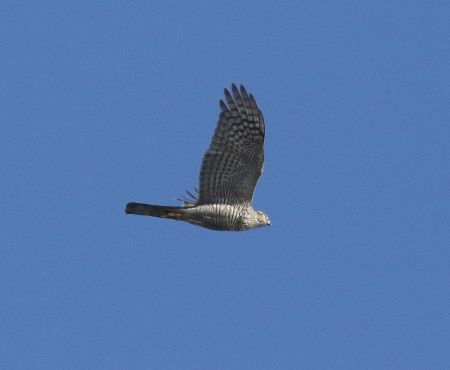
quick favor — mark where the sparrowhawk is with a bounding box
[125,84,270,231]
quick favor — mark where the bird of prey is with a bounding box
[125,84,270,231]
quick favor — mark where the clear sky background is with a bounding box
[2,1,449,369]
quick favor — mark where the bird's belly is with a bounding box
[188,204,247,231]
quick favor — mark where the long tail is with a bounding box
[125,202,188,220]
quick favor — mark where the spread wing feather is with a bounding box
[197,84,265,205]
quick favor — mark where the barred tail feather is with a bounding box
[125,203,187,220]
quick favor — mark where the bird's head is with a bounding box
[256,210,271,227]
[244,209,271,229]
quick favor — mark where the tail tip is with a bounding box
[125,202,136,214]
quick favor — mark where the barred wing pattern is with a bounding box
[197,84,265,205]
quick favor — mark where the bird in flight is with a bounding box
[125,84,270,231]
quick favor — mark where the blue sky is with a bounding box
[1,1,449,369]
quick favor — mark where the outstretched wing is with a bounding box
[197,84,265,205]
